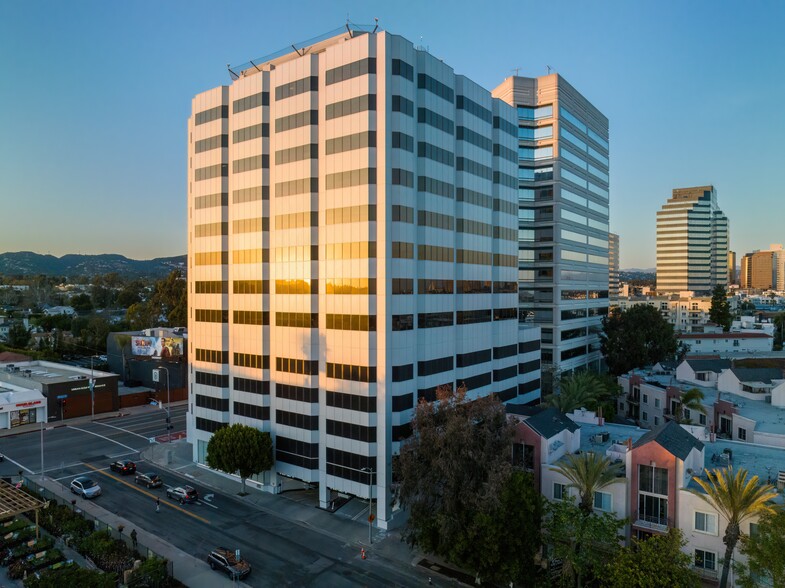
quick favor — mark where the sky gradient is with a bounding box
[1,0,783,268]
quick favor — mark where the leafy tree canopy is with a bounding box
[709,285,733,332]
[70,293,93,314]
[600,305,681,375]
[600,528,699,588]
[7,322,31,349]
[545,500,625,588]
[206,424,273,494]
[395,385,543,585]
[735,509,785,588]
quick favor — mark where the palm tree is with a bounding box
[676,387,706,424]
[689,467,778,588]
[545,372,598,413]
[552,452,623,515]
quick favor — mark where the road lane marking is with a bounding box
[93,421,150,441]
[2,455,34,474]
[67,426,139,453]
[82,463,211,524]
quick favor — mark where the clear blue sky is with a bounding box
[1,0,783,268]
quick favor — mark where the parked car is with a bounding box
[110,460,136,475]
[166,485,198,504]
[70,476,101,499]
[135,472,162,488]
[207,547,251,580]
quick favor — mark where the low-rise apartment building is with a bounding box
[512,407,785,585]
[615,292,738,334]
[678,332,774,355]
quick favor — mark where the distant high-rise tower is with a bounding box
[609,233,619,298]
[656,186,729,293]
[740,244,784,290]
[492,75,610,375]
[186,26,539,528]
[728,250,736,285]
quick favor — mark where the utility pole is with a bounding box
[154,367,171,442]
[361,466,375,544]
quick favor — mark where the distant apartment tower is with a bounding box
[728,250,736,285]
[492,75,610,375]
[186,26,539,528]
[608,232,619,298]
[656,186,729,293]
[740,244,785,290]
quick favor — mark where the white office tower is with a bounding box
[186,26,539,528]
[656,186,729,293]
[493,75,610,376]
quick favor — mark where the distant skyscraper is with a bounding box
[609,232,619,298]
[186,26,540,528]
[740,244,784,290]
[493,75,610,376]
[728,250,736,285]
[656,186,729,293]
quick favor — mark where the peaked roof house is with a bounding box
[676,359,732,388]
[630,420,705,536]
[510,407,580,493]
[717,367,784,399]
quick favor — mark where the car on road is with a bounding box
[70,476,101,499]
[207,547,251,580]
[110,460,136,475]
[166,485,198,504]
[135,472,162,488]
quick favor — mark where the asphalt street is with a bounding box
[0,409,432,587]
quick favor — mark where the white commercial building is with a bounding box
[187,26,541,528]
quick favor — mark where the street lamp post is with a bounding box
[361,466,375,544]
[90,355,96,421]
[155,367,171,442]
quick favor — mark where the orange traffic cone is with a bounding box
[361,547,366,560]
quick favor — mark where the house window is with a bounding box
[749,523,759,538]
[643,393,648,404]
[699,413,707,425]
[642,411,648,422]
[654,416,660,426]
[738,428,747,441]
[594,491,612,512]
[553,483,567,501]
[694,511,718,535]
[654,398,661,409]
[695,340,702,345]
[683,408,691,422]
[638,464,669,526]
[694,549,716,571]
[733,340,740,347]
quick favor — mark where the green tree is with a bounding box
[150,270,187,326]
[735,509,785,588]
[23,565,117,588]
[7,322,31,349]
[206,424,273,495]
[395,384,543,585]
[552,452,622,515]
[600,528,699,588]
[600,305,680,376]
[80,316,112,354]
[126,556,172,588]
[545,372,621,420]
[545,500,624,588]
[126,301,157,330]
[689,467,779,588]
[710,285,733,331]
[71,293,93,314]
[675,387,706,424]
[773,312,785,351]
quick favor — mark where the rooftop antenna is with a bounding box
[372,17,379,33]
[546,64,553,74]
[512,67,521,77]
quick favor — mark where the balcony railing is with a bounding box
[632,511,670,533]
[691,566,719,581]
